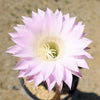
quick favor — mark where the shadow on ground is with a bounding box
[64,90,100,100]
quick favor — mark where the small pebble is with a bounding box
[12,86,21,90]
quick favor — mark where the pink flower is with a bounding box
[7,8,92,91]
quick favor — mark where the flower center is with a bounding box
[37,41,59,61]
[35,35,65,62]
[43,42,59,60]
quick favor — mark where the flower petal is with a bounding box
[41,62,55,80]
[24,64,41,76]
[46,74,56,91]
[6,45,22,54]
[18,70,26,77]
[62,57,79,72]
[64,68,72,89]
[66,67,82,78]
[73,50,93,59]
[14,58,33,70]
[70,24,85,39]
[53,63,64,85]
[13,48,34,57]
[34,72,43,87]
[8,32,18,38]
[38,8,45,18]
[77,59,89,69]
[25,75,34,83]
[61,17,76,36]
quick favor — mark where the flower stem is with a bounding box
[51,84,61,100]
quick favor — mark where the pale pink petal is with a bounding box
[66,67,82,78]
[32,11,37,18]
[64,68,72,89]
[46,8,53,14]
[62,57,79,72]
[18,70,26,77]
[72,71,82,78]
[68,38,92,52]
[14,25,33,38]
[8,32,18,38]
[6,45,22,54]
[84,47,90,50]
[44,8,63,35]
[38,9,45,17]
[24,64,41,76]
[13,49,34,57]
[41,62,55,80]
[14,25,24,33]
[55,11,63,33]
[69,21,82,32]
[71,24,85,39]
[22,16,35,30]
[34,72,43,87]
[25,75,34,83]
[77,59,89,69]
[78,38,92,49]
[46,74,56,91]
[22,16,32,25]
[54,9,59,15]
[11,36,34,47]
[53,63,64,85]
[11,37,26,46]
[73,50,93,59]
[80,33,87,38]
[84,52,93,59]
[61,17,76,36]
[14,58,33,70]
[63,13,70,21]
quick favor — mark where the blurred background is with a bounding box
[0,0,100,100]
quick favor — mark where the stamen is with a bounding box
[41,42,59,60]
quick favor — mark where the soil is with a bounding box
[0,0,100,100]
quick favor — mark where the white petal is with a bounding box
[67,68,82,78]
[11,37,32,47]
[44,8,62,35]
[56,11,63,33]
[8,32,18,38]
[61,17,76,36]
[41,62,55,80]
[80,33,87,38]
[38,8,45,17]
[22,16,32,25]
[63,13,70,21]
[53,63,64,85]
[6,45,22,54]
[55,9,59,15]
[77,59,89,69]
[73,38,92,50]
[70,24,85,39]
[32,11,37,18]
[18,70,26,77]
[13,48,34,57]
[24,64,41,76]
[25,75,34,83]
[34,72,43,87]
[62,57,79,72]
[46,74,56,91]
[73,50,93,59]
[14,58,33,70]
[64,68,72,89]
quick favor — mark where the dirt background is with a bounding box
[0,0,100,100]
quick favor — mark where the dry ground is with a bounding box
[0,0,100,100]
